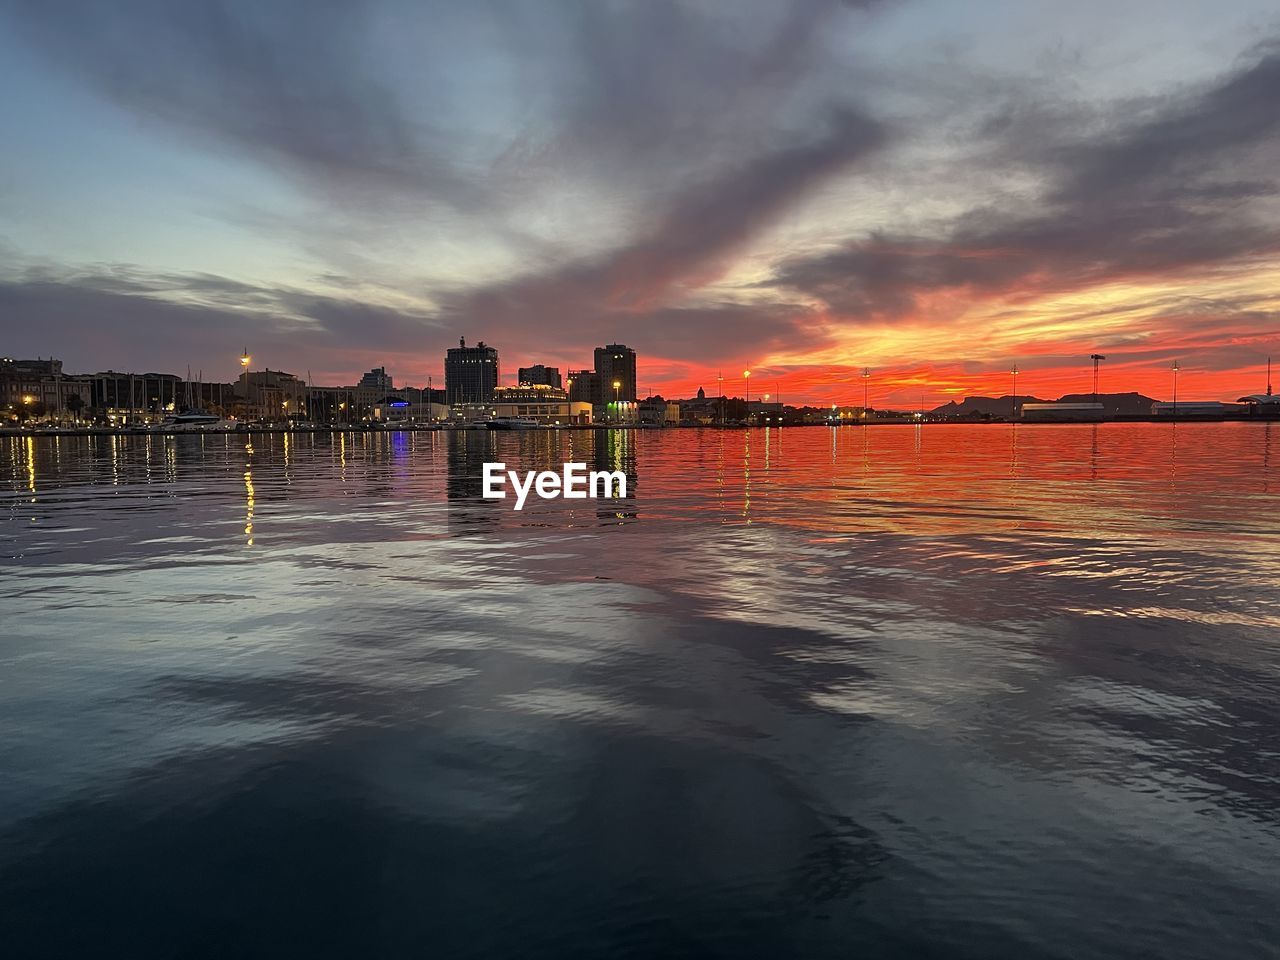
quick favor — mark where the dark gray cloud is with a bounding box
[773,42,1280,321]
[2,0,890,377]
[1049,40,1280,204]
[8,0,882,222]
[0,268,441,381]
[443,107,885,359]
[8,0,482,212]
[5,0,894,346]
[524,0,878,186]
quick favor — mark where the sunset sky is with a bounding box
[2,0,1279,406]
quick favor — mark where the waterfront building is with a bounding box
[490,384,591,425]
[517,364,562,389]
[494,384,568,403]
[371,393,450,423]
[676,388,720,424]
[638,397,680,425]
[601,400,638,425]
[1237,394,1280,416]
[594,344,637,403]
[89,371,187,422]
[238,369,309,420]
[1,357,92,420]
[1152,401,1247,418]
[1021,402,1107,422]
[357,367,393,391]
[445,337,499,404]
[567,369,599,405]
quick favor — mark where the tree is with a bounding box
[16,400,47,424]
[65,394,85,422]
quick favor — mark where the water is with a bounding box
[2,424,1278,959]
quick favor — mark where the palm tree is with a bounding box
[65,394,85,424]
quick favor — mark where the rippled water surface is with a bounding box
[2,424,1278,959]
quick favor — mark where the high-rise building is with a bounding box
[445,337,499,404]
[594,344,637,403]
[517,364,562,389]
[567,369,599,405]
[357,367,393,391]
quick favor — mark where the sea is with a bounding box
[2,423,1277,959]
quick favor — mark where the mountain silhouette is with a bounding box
[932,392,1158,418]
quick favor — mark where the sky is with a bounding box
[2,0,1279,406]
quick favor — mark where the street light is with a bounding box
[240,348,251,369]
[1011,364,1019,420]
[743,370,751,407]
[862,367,871,415]
[613,379,621,421]
[1172,360,1179,417]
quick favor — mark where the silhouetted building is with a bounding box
[1021,402,1107,422]
[358,366,393,391]
[567,369,599,405]
[1,357,91,419]
[1152,401,1246,418]
[594,344,637,403]
[517,364,562,389]
[238,369,308,419]
[639,396,680,425]
[89,371,185,419]
[445,337,499,404]
[1238,394,1280,415]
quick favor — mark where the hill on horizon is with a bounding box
[932,392,1158,418]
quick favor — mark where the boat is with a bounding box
[485,416,541,430]
[150,409,238,433]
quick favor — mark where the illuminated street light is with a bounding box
[743,370,751,407]
[240,348,251,369]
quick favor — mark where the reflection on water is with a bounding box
[1,424,1278,959]
[243,440,255,548]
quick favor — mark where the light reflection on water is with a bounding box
[1,424,1278,959]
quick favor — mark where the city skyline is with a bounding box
[6,341,1275,412]
[3,1,1280,405]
